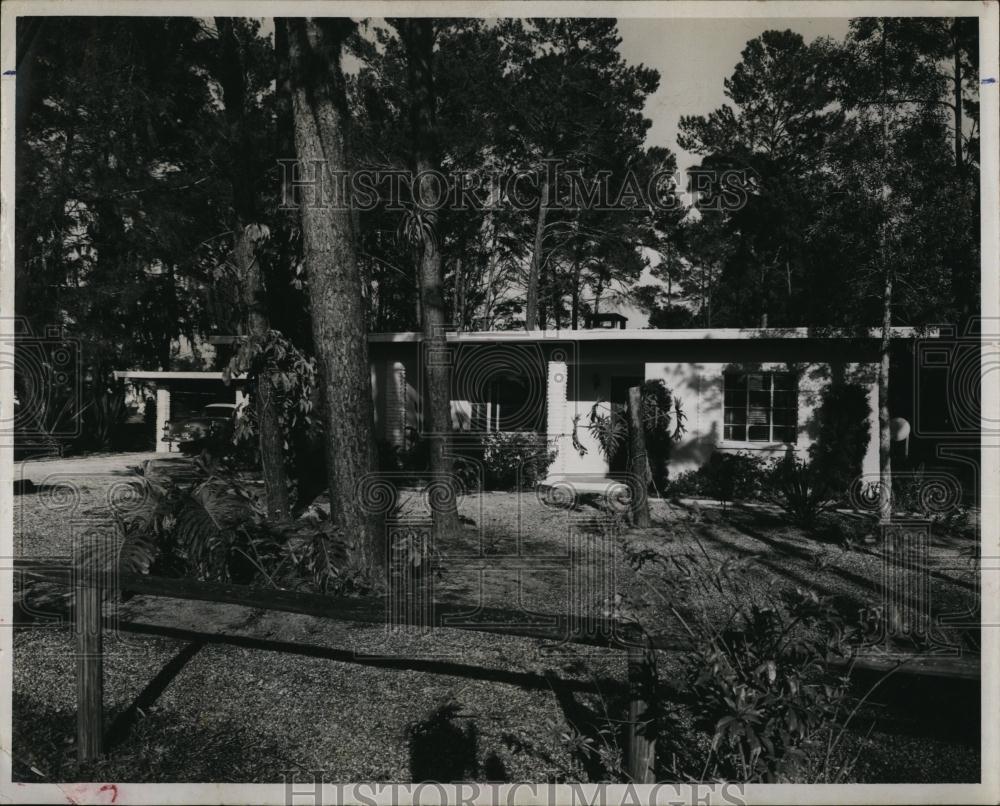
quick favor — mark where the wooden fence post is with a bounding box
[626,637,657,783]
[75,562,104,763]
[627,386,651,528]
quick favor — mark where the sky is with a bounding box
[263,16,852,173]
[615,17,850,172]
[262,16,855,322]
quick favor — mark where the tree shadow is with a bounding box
[407,701,479,782]
[104,641,204,750]
[545,673,622,781]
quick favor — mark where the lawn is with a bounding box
[11,456,982,783]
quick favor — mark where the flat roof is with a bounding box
[113,370,244,380]
[207,327,936,346]
[369,326,935,343]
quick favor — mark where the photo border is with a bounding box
[1,2,997,803]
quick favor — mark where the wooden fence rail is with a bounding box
[14,558,679,781]
[14,557,978,778]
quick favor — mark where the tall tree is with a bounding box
[831,18,967,522]
[213,17,289,519]
[498,18,660,329]
[394,18,462,535]
[283,18,383,578]
[15,18,223,447]
[678,29,843,327]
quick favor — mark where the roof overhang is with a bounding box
[369,327,937,343]
[113,370,244,381]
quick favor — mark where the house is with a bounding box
[118,328,929,485]
[369,327,931,488]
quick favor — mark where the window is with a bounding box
[469,376,544,433]
[723,371,797,443]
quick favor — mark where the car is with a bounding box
[162,402,237,455]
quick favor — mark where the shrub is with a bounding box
[481,431,556,490]
[664,468,711,499]
[764,456,835,528]
[621,533,856,783]
[808,382,871,501]
[687,587,851,782]
[664,452,767,507]
[812,513,874,549]
[105,457,367,594]
[704,451,767,507]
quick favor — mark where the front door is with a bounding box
[608,376,643,475]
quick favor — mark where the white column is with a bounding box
[546,360,569,479]
[384,361,407,445]
[863,373,881,478]
[155,387,172,453]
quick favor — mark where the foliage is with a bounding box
[80,386,128,451]
[224,329,320,487]
[107,456,370,594]
[681,451,767,508]
[807,382,871,500]
[16,18,227,392]
[672,19,978,331]
[621,532,863,783]
[550,717,626,782]
[585,402,628,464]
[812,513,875,550]
[350,18,675,332]
[764,456,836,527]
[480,432,557,490]
[641,379,687,491]
[890,464,976,545]
[226,330,319,440]
[677,29,844,328]
[663,467,713,500]
[585,380,685,492]
[687,587,851,782]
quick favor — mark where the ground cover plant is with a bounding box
[12,454,981,784]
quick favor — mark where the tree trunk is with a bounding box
[400,19,461,537]
[627,385,651,528]
[454,256,464,332]
[878,269,893,525]
[216,17,289,519]
[950,22,973,323]
[275,19,296,208]
[952,23,964,178]
[234,228,290,519]
[571,252,581,331]
[877,20,893,527]
[285,18,383,577]
[525,167,550,330]
[482,216,500,329]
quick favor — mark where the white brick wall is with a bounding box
[546,359,568,477]
[155,388,171,453]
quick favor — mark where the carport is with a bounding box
[112,370,248,453]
